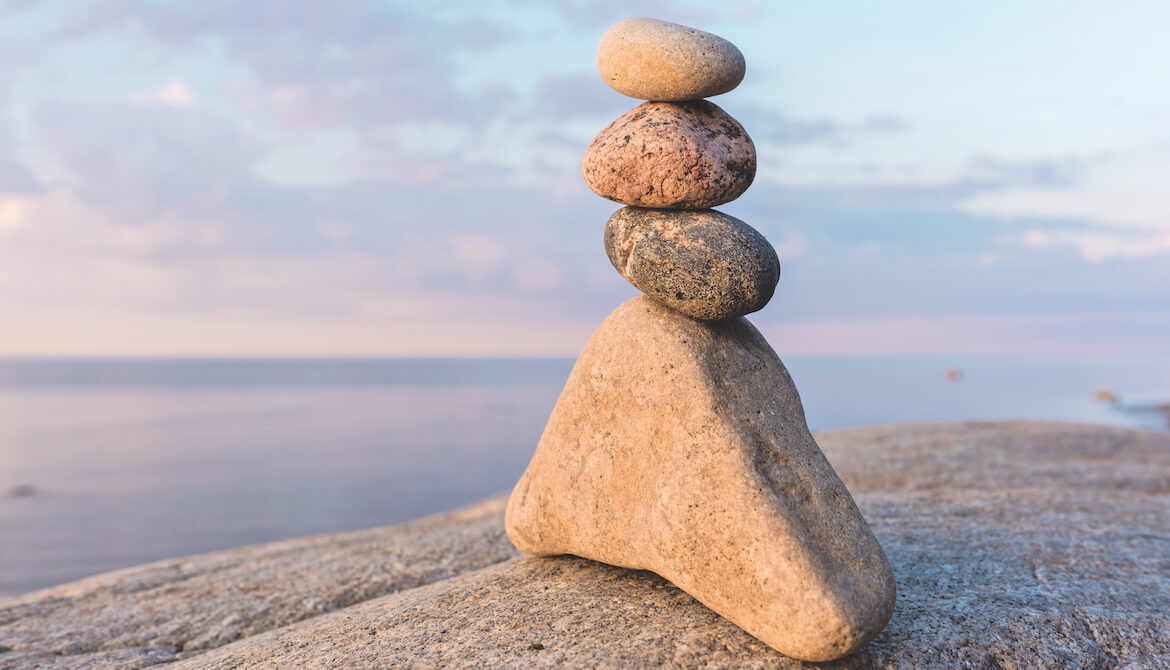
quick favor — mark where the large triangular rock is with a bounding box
[506,296,895,662]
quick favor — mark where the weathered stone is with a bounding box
[4,422,1170,668]
[604,207,779,319]
[582,100,755,209]
[0,498,517,669]
[597,17,746,101]
[506,296,895,661]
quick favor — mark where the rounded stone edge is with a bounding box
[581,101,758,210]
[603,207,780,321]
[597,17,746,101]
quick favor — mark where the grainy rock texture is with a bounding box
[3,422,1169,668]
[597,17,746,101]
[507,296,896,661]
[604,207,779,319]
[0,498,516,669]
[582,100,755,209]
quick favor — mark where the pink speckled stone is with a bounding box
[582,101,756,209]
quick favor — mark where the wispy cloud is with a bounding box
[961,146,1170,233]
[129,78,199,108]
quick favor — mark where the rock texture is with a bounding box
[507,296,895,661]
[604,207,779,319]
[597,17,746,101]
[0,498,516,669]
[582,100,756,209]
[3,421,1169,668]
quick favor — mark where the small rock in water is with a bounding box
[604,207,779,320]
[1095,387,1118,403]
[506,296,896,662]
[597,17,746,101]
[8,484,36,498]
[583,100,756,209]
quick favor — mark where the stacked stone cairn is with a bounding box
[506,18,896,663]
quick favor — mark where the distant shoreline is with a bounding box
[1150,404,1170,426]
[1119,402,1170,429]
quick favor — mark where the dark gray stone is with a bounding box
[605,207,780,320]
[3,422,1169,668]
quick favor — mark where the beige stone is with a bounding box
[505,296,896,662]
[598,18,745,101]
[582,100,756,209]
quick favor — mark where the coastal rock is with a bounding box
[4,422,1170,668]
[597,18,746,101]
[0,498,517,669]
[604,207,779,320]
[506,296,895,661]
[582,101,756,209]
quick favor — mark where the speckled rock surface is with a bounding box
[0,498,517,669]
[582,100,755,209]
[604,207,779,319]
[597,17,745,101]
[3,422,1170,668]
[507,296,895,661]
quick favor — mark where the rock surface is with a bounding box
[604,207,779,319]
[507,296,895,661]
[597,17,746,101]
[3,422,1169,668]
[0,498,515,669]
[582,100,755,209]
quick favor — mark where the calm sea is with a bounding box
[1,355,1167,596]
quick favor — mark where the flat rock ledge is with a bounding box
[2,421,1169,669]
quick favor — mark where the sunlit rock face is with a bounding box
[507,296,896,662]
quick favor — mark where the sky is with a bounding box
[1,0,1168,356]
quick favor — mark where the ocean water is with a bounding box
[1,355,1167,596]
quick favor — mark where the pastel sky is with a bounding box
[1,1,1168,356]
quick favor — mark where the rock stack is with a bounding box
[506,18,896,663]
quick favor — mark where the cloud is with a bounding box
[24,98,317,256]
[771,232,809,260]
[537,74,632,118]
[758,310,1170,356]
[0,148,36,193]
[512,258,564,292]
[0,194,32,231]
[961,146,1170,232]
[1,1,1166,356]
[0,88,37,193]
[964,155,1082,189]
[730,4,761,21]
[128,3,515,130]
[1016,228,1170,263]
[129,78,199,108]
[315,218,353,244]
[740,108,908,147]
[510,0,716,28]
[0,87,626,331]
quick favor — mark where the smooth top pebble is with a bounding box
[598,18,745,101]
